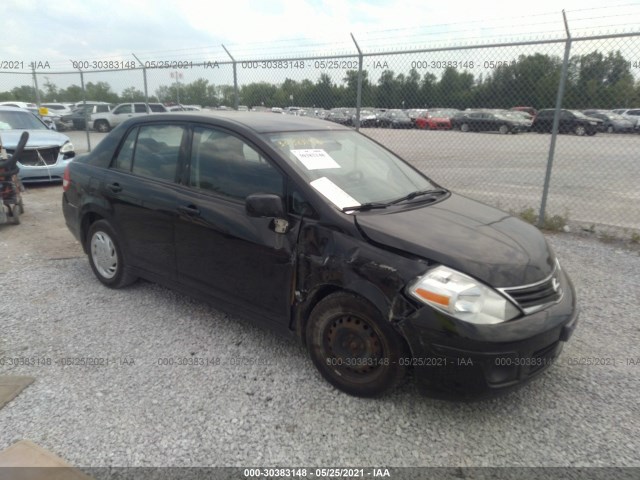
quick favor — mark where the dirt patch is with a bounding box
[0,184,83,273]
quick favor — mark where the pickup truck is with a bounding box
[89,102,167,132]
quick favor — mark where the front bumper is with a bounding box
[397,268,578,399]
[18,157,74,183]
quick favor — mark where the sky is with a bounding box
[1,0,639,95]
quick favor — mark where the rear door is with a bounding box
[101,122,188,279]
[174,125,297,325]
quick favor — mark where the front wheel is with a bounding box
[86,220,137,288]
[461,123,470,132]
[306,292,408,397]
[574,125,586,136]
[498,124,509,135]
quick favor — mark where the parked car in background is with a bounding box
[377,109,413,129]
[41,103,74,116]
[88,102,168,132]
[531,109,601,136]
[611,108,640,131]
[0,101,60,130]
[63,103,113,130]
[406,109,428,127]
[0,106,75,183]
[415,110,454,130]
[326,110,352,125]
[583,110,635,133]
[61,111,578,399]
[352,109,379,127]
[451,111,529,134]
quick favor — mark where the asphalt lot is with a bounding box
[0,185,639,467]
[65,127,640,234]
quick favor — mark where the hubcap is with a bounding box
[324,315,383,377]
[91,231,118,279]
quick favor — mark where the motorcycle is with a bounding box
[0,131,28,225]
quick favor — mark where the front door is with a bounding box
[174,126,297,325]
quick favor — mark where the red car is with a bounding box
[415,110,455,130]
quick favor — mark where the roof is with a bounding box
[136,111,352,133]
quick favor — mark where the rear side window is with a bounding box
[97,105,110,113]
[134,104,147,113]
[113,128,137,171]
[129,124,186,182]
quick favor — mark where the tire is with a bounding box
[305,292,408,397]
[606,125,614,134]
[94,120,110,133]
[86,220,137,288]
[574,124,586,136]
[498,124,509,135]
[461,123,470,132]
[10,205,20,225]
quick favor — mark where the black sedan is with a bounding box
[376,110,413,129]
[531,109,602,136]
[62,112,578,399]
[451,111,530,134]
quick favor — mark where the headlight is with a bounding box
[408,266,520,324]
[60,141,74,153]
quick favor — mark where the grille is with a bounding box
[501,269,562,314]
[10,147,60,166]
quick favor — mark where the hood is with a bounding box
[355,193,555,288]
[0,129,70,148]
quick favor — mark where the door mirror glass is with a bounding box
[246,194,284,218]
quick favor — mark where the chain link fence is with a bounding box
[1,29,639,238]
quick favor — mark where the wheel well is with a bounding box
[80,212,105,252]
[293,285,397,347]
[293,285,341,346]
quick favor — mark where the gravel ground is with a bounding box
[1,224,639,466]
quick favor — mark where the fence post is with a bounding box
[31,64,42,107]
[78,69,91,152]
[539,10,572,228]
[222,45,239,110]
[350,34,364,131]
[132,53,149,106]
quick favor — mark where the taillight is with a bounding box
[62,164,71,191]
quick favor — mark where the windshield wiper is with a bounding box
[341,189,448,213]
[387,188,448,205]
[342,202,390,212]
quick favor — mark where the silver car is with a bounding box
[0,106,75,183]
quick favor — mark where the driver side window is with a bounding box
[189,127,284,200]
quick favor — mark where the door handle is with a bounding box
[107,182,122,193]
[177,205,200,217]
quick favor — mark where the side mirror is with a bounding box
[246,193,284,218]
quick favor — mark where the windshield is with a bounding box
[265,130,436,210]
[0,110,48,130]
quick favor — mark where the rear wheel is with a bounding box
[574,124,586,136]
[306,292,408,397]
[94,120,110,133]
[606,125,614,134]
[86,220,137,288]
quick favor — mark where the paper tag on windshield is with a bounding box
[291,149,340,170]
[310,177,360,210]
